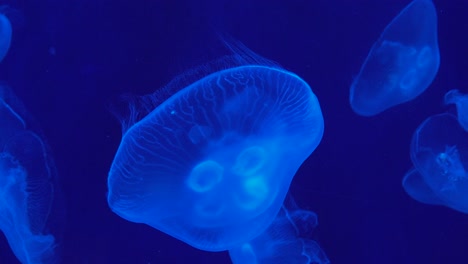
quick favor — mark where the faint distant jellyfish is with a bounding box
[0,7,12,62]
[0,86,59,263]
[107,42,325,251]
[349,0,440,116]
[229,194,330,264]
[402,167,445,206]
[408,113,468,213]
[444,89,468,132]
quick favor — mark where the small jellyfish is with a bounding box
[402,167,444,206]
[229,194,330,264]
[350,0,440,116]
[408,113,468,213]
[444,89,468,132]
[107,41,324,251]
[0,6,12,62]
[0,86,60,263]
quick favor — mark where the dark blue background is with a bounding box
[0,0,467,263]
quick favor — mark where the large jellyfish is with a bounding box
[229,194,329,264]
[444,89,468,132]
[107,41,324,251]
[0,7,12,62]
[349,0,440,116]
[404,113,468,213]
[0,86,59,263]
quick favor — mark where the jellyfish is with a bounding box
[402,168,444,206]
[229,194,329,264]
[0,86,59,263]
[444,89,468,132]
[0,7,12,62]
[349,0,440,116]
[107,41,325,251]
[407,113,468,213]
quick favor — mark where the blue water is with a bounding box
[0,0,467,263]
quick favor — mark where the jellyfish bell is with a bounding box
[409,113,468,213]
[349,0,440,116]
[0,85,63,263]
[0,5,25,63]
[107,39,325,251]
[0,8,11,63]
[402,167,445,206]
[444,89,468,132]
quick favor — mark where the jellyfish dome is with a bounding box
[444,89,468,132]
[402,167,445,206]
[0,7,12,63]
[409,113,468,213]
[107,42,324,251]
[349,0,440,116]
[229,194,330,264]
[0,86,60,263]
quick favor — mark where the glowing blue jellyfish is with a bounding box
[350,0,440,116]
[406,113,468,213]
[0,86,58,263]
[0,7,12,62]
[107,42,324,251]
[402,168,444,206]
[444,89,468,132]
[229,194,330,264]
